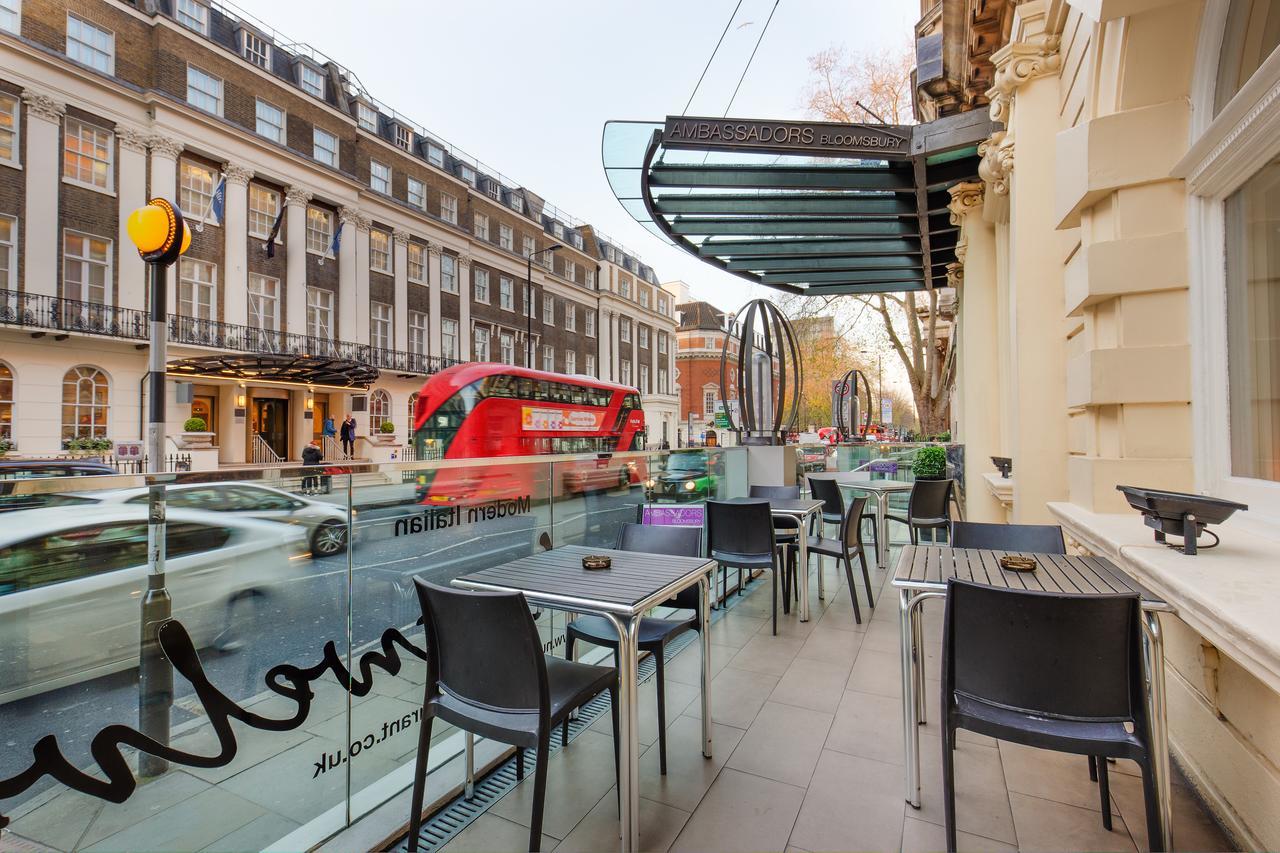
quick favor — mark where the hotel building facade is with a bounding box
[0,0,677,465]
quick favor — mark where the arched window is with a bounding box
[62,366,109,440]
[369,389,392,434]
[0,361,13,444]
[406,392,419,441]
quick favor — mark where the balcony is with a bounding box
[0,288,458,378]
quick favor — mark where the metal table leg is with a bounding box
[603,613,641,853]
[1142,609,1174,852]
[816,512,826,601]
[877,492,891,570]
[914,603,927,725]
[699,574,713,758]
[899,588,921,808]
[798,516,812,622]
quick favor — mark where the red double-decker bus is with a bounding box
[411,363,645,504]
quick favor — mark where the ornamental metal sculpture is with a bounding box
[719,299,802,445]
[833,367,873,443]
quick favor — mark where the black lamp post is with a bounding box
[125,197,190,776]
[526,244,561,367]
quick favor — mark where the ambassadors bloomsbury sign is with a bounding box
[662,116,911,158]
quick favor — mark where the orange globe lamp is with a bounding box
[126,198,188,266]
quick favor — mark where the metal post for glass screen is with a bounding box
[464,732,475,799]
[1141,610,1174,852]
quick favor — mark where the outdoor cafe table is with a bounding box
[809,473,914,571]
[454,544,716,853]
[892,545,1176,852]
[760,497,825,622]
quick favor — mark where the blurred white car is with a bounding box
[72,482,351,557]
[0,506,308,704]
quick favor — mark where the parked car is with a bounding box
[645,451,717,502]
[68,482,352,557]
[0,506,308,704]
[0,460,121,513]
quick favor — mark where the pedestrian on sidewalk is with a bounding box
[322,415,336,441]
[301,440,323,494]
[340,413,356,459]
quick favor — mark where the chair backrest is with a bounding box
[706,498,775,559]
[839,494,869,551]
[942,579,1145,725]
[808,476,844,518]
[414,579,547,715]
[616,522,704,610]
[951,521,1065,554]
[748,485,800,501]
[908,478,954,521]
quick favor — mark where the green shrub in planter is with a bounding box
[912,445,948,480]
[379,421,396,434]
[0,437,12,454]
[183,417,207,432]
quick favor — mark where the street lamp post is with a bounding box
[125,198,190,776]
[526,244,561,367]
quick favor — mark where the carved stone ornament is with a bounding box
[339,207,371,231]
[978,132,1015,197]
[947,181,985,226]
[392,229,410,246]
[20,90,65,122]
[456,252,472,268]
[285,186,314,207]
[148,135,184,160]
[223,163,254,186]
[117,126,151,153]
[426,241,442,259]
[946,262,964,290]
[986,36,1061,124]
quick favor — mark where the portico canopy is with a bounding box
[602,111,994,296]
[166,353,379,389]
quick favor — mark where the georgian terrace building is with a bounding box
[0,0,676,465]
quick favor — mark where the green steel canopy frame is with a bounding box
[601,111,994,296]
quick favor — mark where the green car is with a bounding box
[645,452,718,503]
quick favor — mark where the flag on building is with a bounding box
[264,206,285,258]
[319,221,343,267]
[193,173,225,233]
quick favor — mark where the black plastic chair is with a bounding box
[886,479,955,544]
[806,494,875,623]
[809,475,878,562]
[939,580,1163,852]
[950,521,1066,554]
[564,522,703,775]
[706,498,781,634]
[749,485,802,607]
[407,581,619,853]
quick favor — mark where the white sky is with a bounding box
[238,0,917,314]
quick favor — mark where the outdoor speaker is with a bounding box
[351,394,368,412]
[174,381,194,404]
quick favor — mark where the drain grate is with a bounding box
[393,590,751,852]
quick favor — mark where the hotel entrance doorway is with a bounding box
[251,398,289,460]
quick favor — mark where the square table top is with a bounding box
[714,496,825,516]
[808,472,915,492]
[891,545,1171,610]
[453,544,716,616]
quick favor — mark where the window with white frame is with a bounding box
[499,277,514,311]
[368,389,391,433]
[62,365,109,440]
[658,332,668,354]
[473,327,490,361]
[619,277,631,298]
[620,318,631,343]
[0,92,17,166]
[255,99,285,143]
[408,243,425,282]
[306,286,333,339]
[499,224,513,251]
[543,293,555,325]
[620,361,632,386]
[306,207,333,255]
[585,311,596,337]
[179,160,217,223]
[370,230,391,274]
[0,0,20,34]
[474,213,489,241]
[427,143,445,168]
[565,303,576,332]
[640,288,650,309]
[357,102,378,133]
[248,184,281,240]
[639,326,650,349]
[370,160,391,194]
[178,258,217,320]
[313,127,338,168]
[62,118,112,191]
[175,0,208,34]
[63,231,110,305]
[185,65,222,115]
[441,318,459,360]
[0,215,15,291]
[704,388,717,415]
[66,14,113,74]
[440,254,457,293]
[457,164,475,185]
[585,354,596,376]
[639,364,650,393]
[299,64,325,99]
[510,194,524,213]
[370,302,393,350]
[542,345,554,372]
[559,348,575,374]
[586,269,595,288]
[500,332,515,365]
[440,193,457,224]
[409,310,428,355]
[570,231,583,250]
[552,222,564,239]
[522,235,535,259]
[474,267,490,303]
[564,260,576,282]
[0,360,12,442]
[241,30,269,68]
[658,295,669,315]
[248,273,279,331]
[395,125,412,151]
[658,368,668,394]
[523,286,534,319]
[407,178,425,210]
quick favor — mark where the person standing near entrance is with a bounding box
[339,413,356,459]
[301,440,323,494]
[322,415,336,439]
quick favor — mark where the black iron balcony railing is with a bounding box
[0,288,459,377]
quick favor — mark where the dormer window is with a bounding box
[241,30,270,69]
[299,64,325,99]
[509,193,524,214]
[481,177,499,200]
[176,0,208,35]
[357,102,378,133]
[455,163,476,185]
[552,222,564,239]
[570,231,583,250]
[427,143,445,168]
[394,124,413,151]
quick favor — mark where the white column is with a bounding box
[21,91,64,299]
[148,135,183,310]
[427,242,443,358]
[610,313,621,382]
[393,229,409,352]
[222,164,254,327]
[116,127,150,310]
[651,332,659,393]
[457,253,472,360]
[282,186,312,336]
[353,219,371,344]
[338,207,362,341]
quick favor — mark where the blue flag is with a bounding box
[208,176,226,225]
[318,221,342,266]
[264,206,285,259]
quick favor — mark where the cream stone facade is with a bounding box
[927,0,1280,846]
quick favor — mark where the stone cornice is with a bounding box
[947,181,986,225]
[986,35,1061,123]
[117,126,151,153]
[223,163,254,186]
[285,185,313,207]
[148,135,184,159]
[21,90,65,122]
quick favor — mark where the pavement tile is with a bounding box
[789,750,905,853]
[669,768,805,853]
[726,701,834,788]
[1009,791,1136,852]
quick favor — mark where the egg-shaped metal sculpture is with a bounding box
[719,299,802,446]
[833,367,873,443]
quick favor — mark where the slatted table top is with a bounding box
[809,473,915,492]
[891,545,1171,610]
[454,545,716,616]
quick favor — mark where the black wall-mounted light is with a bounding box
[991,456,1013,478]
[1116,485,1248,556]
